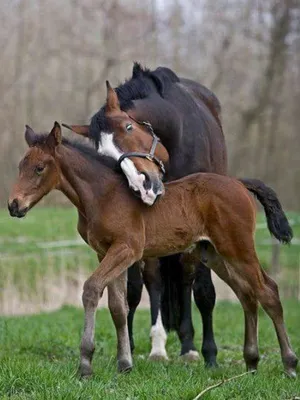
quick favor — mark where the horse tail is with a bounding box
[160,254,183,332]
[239,178,293,244]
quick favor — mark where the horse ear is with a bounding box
[25,125,37,147]
[105,80,120,113]
[62,123,89,138]
[47,121,62,148]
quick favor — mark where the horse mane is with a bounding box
[90,62,180,147]
[31,134,119,172]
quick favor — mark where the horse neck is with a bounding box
[55,145,117,214]
[131,97,181,152]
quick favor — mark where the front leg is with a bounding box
[79,242,140,378]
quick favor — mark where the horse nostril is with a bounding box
[142,172,152,190]
[8,198,19,215]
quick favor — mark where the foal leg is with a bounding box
[108,271,132,372]
[127,262,143,353]
[143,258,168,361]
[257,270,298,377]
[193,261,218,367]
[202,245,259,371]
[79,243,139,377]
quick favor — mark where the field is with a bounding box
[0,207,300,398]
[0,302,299,399]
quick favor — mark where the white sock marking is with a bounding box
[149,311,168,360]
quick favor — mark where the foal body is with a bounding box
[9,123,298,378]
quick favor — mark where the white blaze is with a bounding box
[97,132,158,205]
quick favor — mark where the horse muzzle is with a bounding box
[8,198,29,218]
[138,172,165,206]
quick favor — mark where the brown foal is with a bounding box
[8,122,298,378]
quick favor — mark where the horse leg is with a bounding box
[257,270,298,377]
[192,260,218,367]
[143,258,168,361]
[79,243,139,377]
[207,253,259,371]
[108,271,133,372]
[178,262,199,361]
[127,262,143,353]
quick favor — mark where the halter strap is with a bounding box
[117,118,166,174]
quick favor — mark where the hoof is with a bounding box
[181,350,200,362]
[78,364,93,380]
[285,368,297,379]
[118,359,133,373]
[205,360,218,368]
[149,352,169,361]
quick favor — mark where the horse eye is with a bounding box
[35,165,44,175]
[126,123,133,132]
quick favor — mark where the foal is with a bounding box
[8,122,298,378]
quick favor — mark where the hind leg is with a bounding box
[257,271,298,377]
[143,258,168,361]
[193,261,218,367]
[203,245,259,371]
[127,262,143,353]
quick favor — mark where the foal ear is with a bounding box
[62,123,89,138]
[25,125,37,147]
[47,121,62,148]
[105,80,120,113]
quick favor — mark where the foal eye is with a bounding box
[125,123,133,132]
[35,165,45,175]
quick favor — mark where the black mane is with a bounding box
[31,134,119,172]
[90,62,180,147]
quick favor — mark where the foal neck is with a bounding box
[55,144,119,214]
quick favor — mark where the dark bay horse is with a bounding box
[8,122,297,378]
[63,63,227,365]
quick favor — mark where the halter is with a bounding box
[117,118,166,174]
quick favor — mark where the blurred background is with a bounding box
[0,0,299,314]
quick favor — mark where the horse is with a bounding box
[62,63,227,366]
[8,121,298,379]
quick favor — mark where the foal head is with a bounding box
[63,82,169,206]
[8,122,62,218]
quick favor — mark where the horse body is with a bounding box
[8,122,297,378]
[64,64,227,364]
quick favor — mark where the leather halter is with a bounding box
[117,117,166,175]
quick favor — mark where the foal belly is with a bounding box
[143,228,200,259]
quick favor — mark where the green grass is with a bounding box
[0,301,299,399]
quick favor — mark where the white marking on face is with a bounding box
[149,311,168,360]
[97,132,159,205]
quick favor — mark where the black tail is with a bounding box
[239,178,293,244]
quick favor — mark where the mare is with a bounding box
[63,63,227,365]
[8,121,298,379]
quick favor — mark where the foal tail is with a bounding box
[239,178,293,244]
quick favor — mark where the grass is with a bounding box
[0,301,299,399]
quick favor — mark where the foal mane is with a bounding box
[31,134,119,172]
[90,62,180,147]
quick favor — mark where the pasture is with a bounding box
[0,207,300,398]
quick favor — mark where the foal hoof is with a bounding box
[118,359,133,373]
[181,350,200,362]
[285,368,297,379]
[78,364,93,380]
[149,352,169,362]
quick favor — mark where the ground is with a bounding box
[0,207,300,398]
[0,301,299,399]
